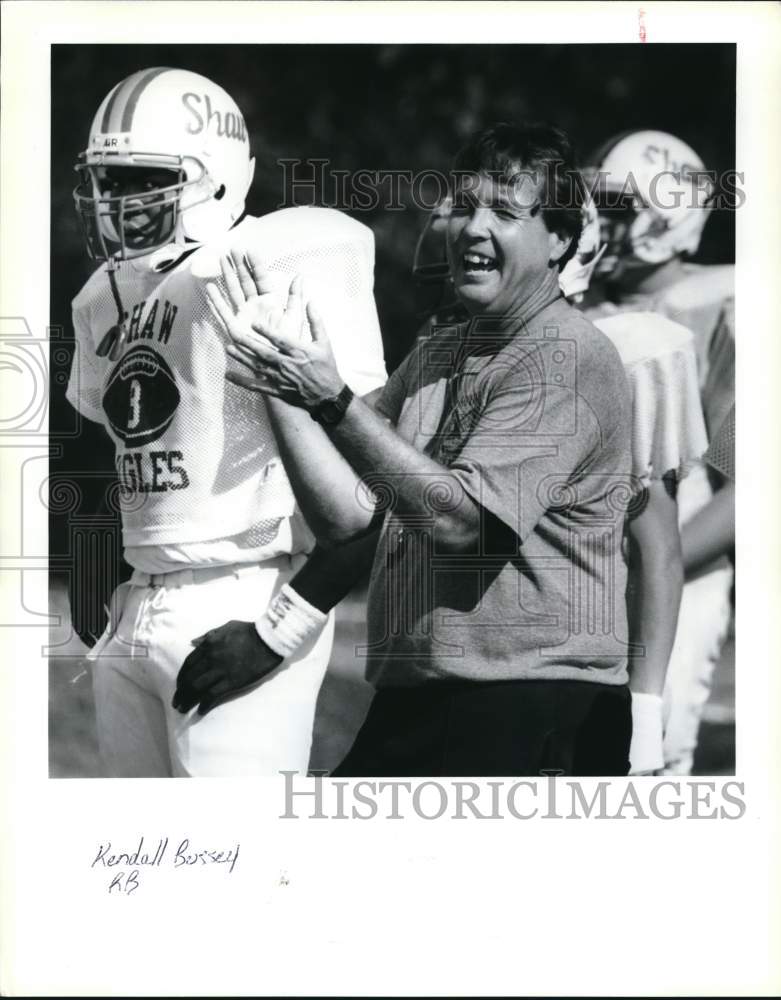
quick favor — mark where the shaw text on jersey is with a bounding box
[125,298,179,345]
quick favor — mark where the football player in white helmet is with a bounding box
[75,67,255,254]
[589,130,715,279]
[588,130,732,434]
[561,199,708,774]
[586,129,734,774]
[66,67,387,777]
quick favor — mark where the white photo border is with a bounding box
[1,2,780,996]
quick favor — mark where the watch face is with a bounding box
[318,400,342,425]
[313,385,353,425]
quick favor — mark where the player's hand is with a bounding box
[207,252,344,410]
[172,620,283,716]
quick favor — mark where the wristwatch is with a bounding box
[310,383,354,426]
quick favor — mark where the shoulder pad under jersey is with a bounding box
[592,311,696,368]
[71,261,112,315]
[188,208,376,290]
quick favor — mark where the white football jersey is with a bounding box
[589,263,734,438]
[67,207,387,569]
[592,311,709,526]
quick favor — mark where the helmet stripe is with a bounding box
[120,66,171,132]
[99,80,126,134]
[98,67,171,135]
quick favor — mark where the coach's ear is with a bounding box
[548,229,572,266]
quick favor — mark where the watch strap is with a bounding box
[310,383,354,426]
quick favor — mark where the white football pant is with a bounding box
[88,555,333,777]
[662,560,733,775]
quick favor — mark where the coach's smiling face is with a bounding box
[447,171,570,323]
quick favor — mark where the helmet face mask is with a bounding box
[592,182,686,276]
[73,67,254,263]
[591,200,651,279]
[411,197,465,322]
[74,160,197,260]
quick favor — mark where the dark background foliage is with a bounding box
[50,43,735,551]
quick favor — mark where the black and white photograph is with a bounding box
[1,2,779,996]
[48,41,736,780]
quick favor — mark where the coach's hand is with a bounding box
[172,621,283,716]
[208,252,343,411]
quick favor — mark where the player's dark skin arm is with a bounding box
[172,532,380,715]
[680,480,735,577]
[625,475,683,696]
[289,530,380,610]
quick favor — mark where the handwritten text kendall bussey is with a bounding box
[91,836,240,895]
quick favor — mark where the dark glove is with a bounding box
[172,620,284,716]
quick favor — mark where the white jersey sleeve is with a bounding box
[592,311,708,487]
[67,287,111,426]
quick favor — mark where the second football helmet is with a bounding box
[589,130,715,273]
[74,67,255,261]
[558,195,607,301]
[411,197,465,323]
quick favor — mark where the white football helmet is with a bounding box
[558,195,606,301]
[589,130,715,272]
[74,67,255,261]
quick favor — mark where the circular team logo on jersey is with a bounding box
[102,345,180,446]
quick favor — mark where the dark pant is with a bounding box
[332,679,631,778]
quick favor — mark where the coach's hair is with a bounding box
[451,121,586,269]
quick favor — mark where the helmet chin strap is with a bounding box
[96,258,130,360]
[147,242,198,272]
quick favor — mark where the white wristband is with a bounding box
[255,583,328,658]
[629,692,665,775]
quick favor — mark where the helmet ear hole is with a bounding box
[214,185,226,201]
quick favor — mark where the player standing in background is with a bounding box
[587,130,734,774]
[560,197,709,773]
[66,67,386,777]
